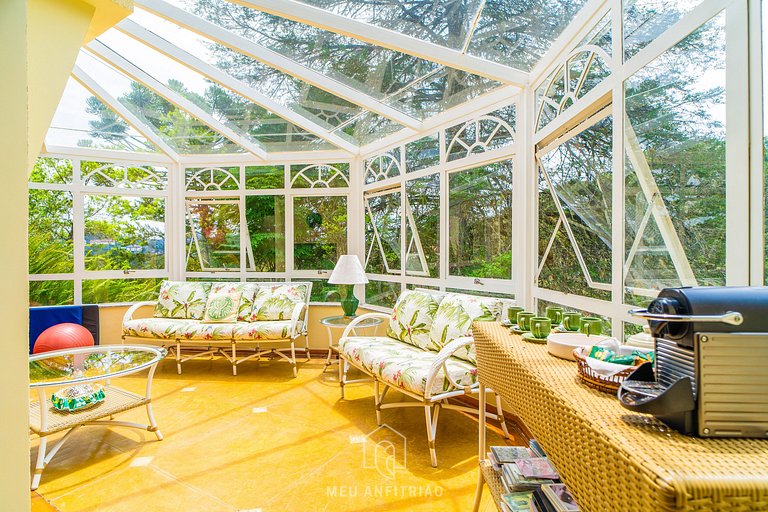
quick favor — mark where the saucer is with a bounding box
[510,325,530,334]
[521,332,548,344]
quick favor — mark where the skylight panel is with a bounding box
[46,77,160,153]
[294,0,484,52]
[96,29,335,151]
[76,51,246,154]
[468,0,590,71]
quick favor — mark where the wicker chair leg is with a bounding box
[424,404,439,467]
[291,342,298,378]
[31,436,47,491]
[175,341,182,375]
[340,359,349,399]
[231,341,237,376]
[304,334,311,361]
[374,381,382,425]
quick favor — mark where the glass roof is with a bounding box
[76,51,246,154]
[46,77,160,153]
[44,0,593,158]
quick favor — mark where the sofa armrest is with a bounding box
[425,336,477,400]
[123,301,156,324]
[289,301,308,338]
[339,312,391,340]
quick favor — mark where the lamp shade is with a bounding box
[328,255,369,285]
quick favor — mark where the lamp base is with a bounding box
[339,284,359,317]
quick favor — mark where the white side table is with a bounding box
[320,315,383,378]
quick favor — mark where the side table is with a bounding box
[29,344,166,490]
[320,315,383,379]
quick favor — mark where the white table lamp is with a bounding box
[328,255,369,316]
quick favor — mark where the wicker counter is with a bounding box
[472,321,768,512]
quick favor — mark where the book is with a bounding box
[529,439,547,457]
[487,451,502,471]
[501,491,536,511]
[515,457,559,480]
[502,463,554,491]
[542,483,579,512]
[533,488,557,512]
[491,445,534,464]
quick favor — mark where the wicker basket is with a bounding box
[573,347,638,394]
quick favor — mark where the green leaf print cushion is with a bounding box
[249,284,307,321]
[428,293,501,363]
[154,281,211,320]
[203,283,243,323]
[386,290,440,350]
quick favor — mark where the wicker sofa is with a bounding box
[338,289,511,466]
[122,280,312,376]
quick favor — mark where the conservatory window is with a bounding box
[448,161,513,279]
[623,11,726,305]
[293,196,348,271]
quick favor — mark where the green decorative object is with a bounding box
[562,312,582,331]
[51,383,105,412]
[328,255,368,318]
[530,316,552,339]
[339,284,360,317]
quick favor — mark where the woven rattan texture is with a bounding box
[30,387,149,436]
[473,322,768,512]
[480,460,505,507]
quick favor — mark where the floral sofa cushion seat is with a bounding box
[123,317,188,339]
[154,281,211,320]
[339,336,477,396]
[233,321,292,340]
[427,293,501,364]
[247,284,308,321]
[386,290,441,351]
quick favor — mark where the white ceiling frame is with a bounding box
[85,40,269,160]
[117,19,359,155]
[135,0,422,130]
[234,0,529,86]
[71,65,181,161]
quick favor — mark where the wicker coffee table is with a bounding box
[29,345,166,490]
[471,321,768,512]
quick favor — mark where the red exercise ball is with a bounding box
[34,323,94,354]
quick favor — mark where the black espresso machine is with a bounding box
[619,286,768,437]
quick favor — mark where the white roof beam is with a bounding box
[116,19,358,155]
[234,0,529,87]
[135,0,422,129]
[71,64,181,161]
[86,40,268,160]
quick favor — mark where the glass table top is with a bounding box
[29,345,167,388]
[320,315,384,328]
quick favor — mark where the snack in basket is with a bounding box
[587,345,654,366]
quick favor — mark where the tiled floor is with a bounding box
[30,355,521,511]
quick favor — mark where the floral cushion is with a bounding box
[236,283,259,321]
[339,336,477,396]
[233,321,292,340]
[386,290,440,350]
[247,284,307,321]
[154,281,211,320]
[203,283,243,323]
[123,318,186,339]
[427,293,501,364]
